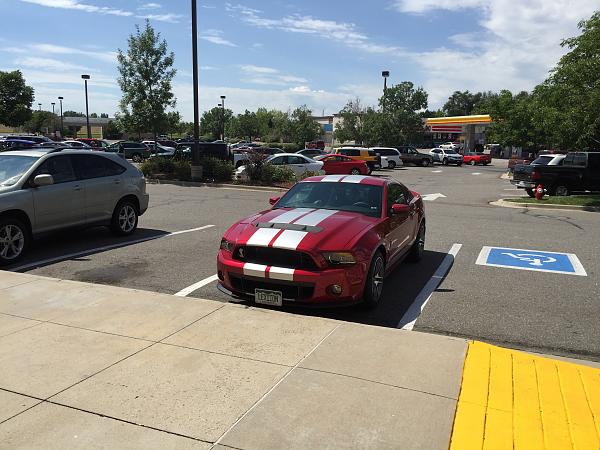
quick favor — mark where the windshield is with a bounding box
[445,150,457,154]
[276,181,383,217]
[0,155,39,186]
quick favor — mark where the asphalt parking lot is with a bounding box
[6,160,599,361]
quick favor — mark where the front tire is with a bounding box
[0,218,29,266]
[350,168,361,175]
[407,222,425,262]
[363,251,385,308]
[525,188,536,198]
[421,159,430,167]
[443,158,448,166]
[131,153,142,163]
[111,200,139,236]
[470,160,476,166]
[388,161,396,169]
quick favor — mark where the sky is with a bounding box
[0,0,597,120]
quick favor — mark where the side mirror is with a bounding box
[391,203,409,215]
[33,174,54,187]
[269,196,280,206]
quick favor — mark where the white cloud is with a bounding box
[20,0,132,16]
[239,65,307,86]
[392,0,598,107]
[199,29,237,47]
[138,13,183,23]
[28,43,117,63]
[15,57,92,72]
[226,4,401,55]
[138,2,161,10]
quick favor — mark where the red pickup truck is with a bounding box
[463,152,492,166]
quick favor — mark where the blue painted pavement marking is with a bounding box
[476,246,587,276]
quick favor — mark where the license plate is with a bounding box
[255,289,283,306]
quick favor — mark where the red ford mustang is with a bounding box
[314,154,369,175]
[462,152,492,166]
[217,175,426,308]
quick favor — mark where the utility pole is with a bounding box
[81,74,91,138]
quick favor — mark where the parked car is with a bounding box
[0,149,149,265]
[217,175,425,308]
[235,153,323,180]
[297,148,326,158]
[369,147,404,169]
[511,154,566,197]
[142,141,176,154]
[462,152,492,166]
[157,139,178,149]
[0,139,37,151]
[305,140,325,150]
[62,140,92,149]
[106,141,151,162]
[508,155,535,172]
[430,148,463,166]
[332,147,380,173]
[511,152,600,196]
[75,138,111,150]
[396,146,434,167]
[3,135,53,145]
[440,142,462,151]
[315,154,369,175]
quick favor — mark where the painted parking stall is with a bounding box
[476,246,587,276]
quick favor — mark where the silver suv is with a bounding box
[0,149,149,265]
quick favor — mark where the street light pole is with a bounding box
[191,0,200,156]
[51,102,56,136]
[81,74,91,138]
[220,95,226,141]
[38,103,41,111]
[58,97,64,137]
[381,70,389,113]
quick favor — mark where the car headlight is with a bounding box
[322,252,356,265]
[220,238,234,252]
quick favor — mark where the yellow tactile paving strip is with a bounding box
[450,341,600,450]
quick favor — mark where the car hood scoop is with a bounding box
[255,222,322,233]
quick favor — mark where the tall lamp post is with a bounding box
[58,97,64,137]
[81,74,91,138]
[191,0,200,162]
[220,95,226,141]
[51,102,56,136]
[381,70,389,113]
[38,103,42,111]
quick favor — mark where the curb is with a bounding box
[145,178,287,192]
[491,198,600,212]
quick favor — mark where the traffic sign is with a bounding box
[476,247,587,276]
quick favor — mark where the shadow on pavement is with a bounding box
[6,227,170,272]
[253,250,448,328]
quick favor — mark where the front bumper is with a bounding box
[217,251,367,306]
[511,180,535,189]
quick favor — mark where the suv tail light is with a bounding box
[531,170,540,180]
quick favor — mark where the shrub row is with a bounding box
[140,157,234,183]
[262,142,301,152]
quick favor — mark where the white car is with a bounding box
[62,140,91,149]
[530,154,566,166]
[235,153,324,180]
[142,141,176,154]
[430,148,464,166]
[440,142,462,151]
[369,147,404,169]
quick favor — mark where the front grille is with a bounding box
[229,275,314,300]
[234,246,318,271]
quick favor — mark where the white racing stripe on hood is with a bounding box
[243,263,268,277]
[269,208,314,224]
[271,209,338,250]
[268,266,295,281]
[340,175,366,183]
[246,208,314,247]
[321,175,346,182]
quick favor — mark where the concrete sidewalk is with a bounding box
[0,271,598,449]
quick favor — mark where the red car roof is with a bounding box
[301,175,387,186]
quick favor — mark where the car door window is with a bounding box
[33,155,76,184]
[270,156,284,165]
[288,156,304,165]
[387,184,405,214]
[72,155,126,179]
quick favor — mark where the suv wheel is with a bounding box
[525,188,536,198]
[442,158,449,166]
[363,251,385,309]
[350,168,361,175]
[421,159,430,167]
[131,153,142,163]
[0,218,29,265]
[111,200,139,236]
[388,160,396,169]
[553,184,570,197]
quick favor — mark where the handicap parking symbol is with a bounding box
[476,247,587,276]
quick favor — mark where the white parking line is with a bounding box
[431,170,443,173]
[472,172,482,175]
[397,243,462,330]
[175,274,219,297]
[10,225,215,272]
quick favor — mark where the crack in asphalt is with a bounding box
[520,208,585,231]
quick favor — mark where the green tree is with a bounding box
[0,70,34,127]
[378,82,428,145]
[103,120,122,139]
[23,110,56,133]
[335,98,368,144]
[289,105,320,146]
[100,113,109,118]
[237,109,259,140]
[533,11,600,149]
[443,91,492,116]
[117,20,176,140]
[90,113,98,118]
[201,107,233,140]
[63,110,85,117]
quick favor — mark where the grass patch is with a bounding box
[505,195,600,207]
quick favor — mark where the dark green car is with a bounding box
[107,141,151,162]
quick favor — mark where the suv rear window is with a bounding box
[72,155,126,179]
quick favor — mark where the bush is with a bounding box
[200,157,234,182]
[173,160,191,181]
[264,142,301,152]
[297,170,320,180]
[140,158,190,181]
